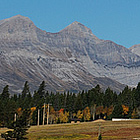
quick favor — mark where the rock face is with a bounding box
[0,15,140,94]
[129,44,140,56]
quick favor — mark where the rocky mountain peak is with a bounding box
[7,14,29,20]
[129,44,140,56]
[0,15,35,33]
[62,21,92,34]
[60,21,100,43]
[0,15,37,42]
[1,15,140,94]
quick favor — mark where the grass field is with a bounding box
[1,120,140,140]
[26,120,140,140]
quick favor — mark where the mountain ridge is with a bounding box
[129,44,140,56]
[0,15,140,94]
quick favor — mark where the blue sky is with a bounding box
[0,0,140,48]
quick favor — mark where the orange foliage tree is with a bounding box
[17,107,22,117]
[96,106,104,119]
[122,105,129,117]
[30,107,36,124]
[103,105,114,119]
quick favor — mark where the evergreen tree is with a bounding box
[81,90,88,108]
[49,92,55,107]
[134,82,140,108]
[21,81,30,99]
[111,103,123,118]
[88,85,103,106]
[66,91,70,111]
[37,81,46,99]
[53,92,61,110]
[66,92,74,118]
[98,134,102,140]
[74,93,83,112]
[1,109,31,140]
[119,86,132,107]
[45,91,50,104]
[33,90,44,108]
[0,99,16,126]
[1,85,10,100]
[0,85,16,126]
[21,81,32,109]
[103,87,117,107]
[119,86,133,116]
[23,92,32,109]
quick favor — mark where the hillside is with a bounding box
[129,44,140,56]
[1,15,140,93]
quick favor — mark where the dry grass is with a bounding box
[27,120,140,140]
[1,120,140,140]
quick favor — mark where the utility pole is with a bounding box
[37,109,40,126]
[47,103,52,125]
[43,103,46,125]
[47,104,50,125]
[14,113,16,122]
[14,113,16,127]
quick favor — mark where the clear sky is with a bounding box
[0,0,140,48]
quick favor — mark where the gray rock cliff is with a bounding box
[1,15,140,93]
[129,44,140,56]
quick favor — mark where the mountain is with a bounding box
[129,44,140,56]
[1,15,140,94]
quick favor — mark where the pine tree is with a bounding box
[1,85,10,100]
[21,81,30,99]
[37,81,46,99]
[119,86,133,107]
[134,82,140,108]
[0,85,16,126]
[81,90,88,108]
[103,88,114,107]
[74,93,83,112]
[98,134,102,140]
[21,81,32,109]
[1,109,31,140]
[111,103,123,118]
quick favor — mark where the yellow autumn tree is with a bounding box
[59,109,69,123]
[76,110,83,119]
[72,113,76,118]
[131,109,138,119]
[63,111,69,123]
[83,107,91,121]
[30,107,36,124]
[49,106,57,124]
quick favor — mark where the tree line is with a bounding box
[0,81,140,127]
